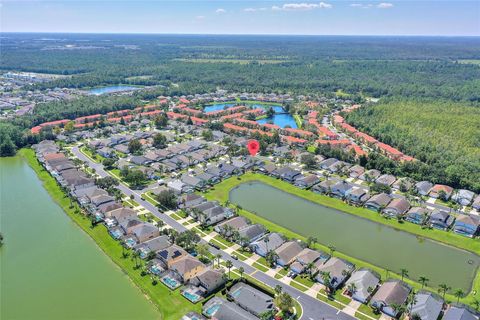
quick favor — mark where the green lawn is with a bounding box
[213,235,234,248]
[357,303,381,320]
[20,149,200,319]
[80,146,104,163]
[290,281,309,292]
[202,172,480,306]
[294,276,315,288]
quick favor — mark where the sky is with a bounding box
[1,1,479,36]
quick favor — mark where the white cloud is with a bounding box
[244,7,257,12]
[350,3,363,7]
[377,2,393,8]
[215,8,226,14]
[195,15,205,20]
[272,2,332,11]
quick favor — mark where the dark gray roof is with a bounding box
[410,292,443,320]
[443,306,477,320]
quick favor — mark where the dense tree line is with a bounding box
[345,98,480,192]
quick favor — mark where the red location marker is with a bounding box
[247,139,260,156]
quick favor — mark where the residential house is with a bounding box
[181,175,206,191]
[280,168,302,183]
[349,165,365,179]
[473,195,480,211]
[215,216,250,237]
[315,257,355,290]
[312,179,336,194]
[330,181,354,199]
[359,169,381,182]
[375,174,397,187]
[430,209,455,230]
[409,292,443,320]
[365,193,391,211]
[203,297,256,320]
[443,306,478,320]
[274,241,304,267]
[189,268,226,295]
[198,206,229,226]
[405,207,430,225]
[178,194,205,209]
[130,155,152,166]
[392,178,414,192]
[294,174,320,189]
[452,190,476,206]
[237,224,266,246]
[170,255,206,283]
[250,233,285,257]
[454,214,480,237]
[167,179,194,194]
[157,244,189,268]
[228,282,274,317]
[105,207,137,225]
[320,158,339,170]
[371,280,411,318]
[257,163,277,176]
[196,171,220,185]
[345,269,380,303]
[189,201,218,219]
[383,198,410,218]
[97,147,115,158]
[345,188,370,205]
[291,248,328,274]
[131,223,160,243]
[429,184,454,200]
[135,235,171,259]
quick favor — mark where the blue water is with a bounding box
[204,304,221,316]
[258,113,297,128]
[203,103,236,112]
[162,276,179,289]
[183,291,202,302]
[89,86,139,95]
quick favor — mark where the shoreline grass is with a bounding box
[202,172,480,306]
[20,148,200,319]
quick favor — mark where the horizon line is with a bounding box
[1,31,479,38]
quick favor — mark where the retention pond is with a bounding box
[229,181,479,291]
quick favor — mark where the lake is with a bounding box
[88,85,139,95]
[0,156,159,319]
[203,103,297,128]
[229,181,479,291]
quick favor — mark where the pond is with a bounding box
[203,103,236,113]
[88,85,140,95]
[257,113,298,128]
[0,156,159,319]
[229,181,479,291]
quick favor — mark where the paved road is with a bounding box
[72,146,357,320]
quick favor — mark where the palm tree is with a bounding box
[438,283,451,300]
[238,266,245,279]
[225,260,233,280]
[120,240,127,258]
[275,292,294,315]
[320,271,332,294]
[0,232,3,247]
[400,268,409,281]
[328,244,336,257]
[266,250,279,267]
[274,284,283,296]
[306,262,316,280]
[215,253,222,268]
[418,276,429,289]
[407,290,418,314]
[390,303,406,318]
[453,288,465,303]
[307,236,318,249]
[132,251,140,269]
[347,282,358,296]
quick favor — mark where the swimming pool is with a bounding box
[125,238,137,248]
[150,264,163,275]
[162,276,179,289]
[109,229,123,239]
[204,304,221,317]
[182,291,202,303]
